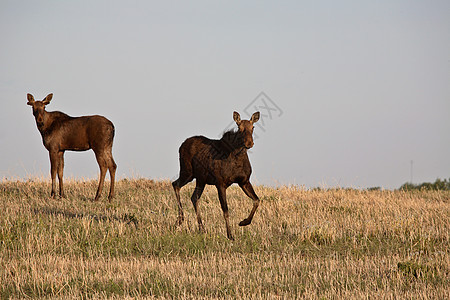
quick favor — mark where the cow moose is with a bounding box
[27,93,117,201]
[172,111,261,240]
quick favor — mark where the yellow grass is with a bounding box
[1,178,449,299]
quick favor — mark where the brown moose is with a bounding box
[172,111,261,240]
[27,93,117,201]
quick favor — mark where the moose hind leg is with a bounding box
[191,181,206,233]
[172,164,194,225]
[238,181,260,227]
[94,151,108,201]
[217,185,234,240]
[107,153,117,201]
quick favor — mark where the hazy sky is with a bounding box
[1,1,449,189]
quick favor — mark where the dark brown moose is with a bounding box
[27,93,117,201]
[172,111,261,240]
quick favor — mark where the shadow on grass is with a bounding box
[31,206,139,228]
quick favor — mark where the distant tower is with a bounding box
[410,160,413,184]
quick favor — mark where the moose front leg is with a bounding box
[49,151,60,198]
[57,151,65,198]
[238,181,260,226]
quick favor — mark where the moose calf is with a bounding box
[172,111,261,240]
[27,93,116,201]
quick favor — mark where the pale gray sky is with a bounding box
[1,0,449,189]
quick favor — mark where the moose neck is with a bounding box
[36,110,52,135]
[220,130,247,156]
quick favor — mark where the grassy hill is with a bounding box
[1,178,449,299]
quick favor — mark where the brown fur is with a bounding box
[27,93,117,201]
[172,111,260,240]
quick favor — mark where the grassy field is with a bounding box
[0,178,449,299]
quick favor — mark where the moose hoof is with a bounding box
[239,219,252,226]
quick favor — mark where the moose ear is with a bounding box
[251,111,260,124]
[42,93,53,105]
[27,93,35,105]
[233,111,241,124]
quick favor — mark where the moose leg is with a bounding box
[107,152,117,201]
[217,185,233,240]
[57,151,65,198]
[238,181,260,227]
[49,151,59,198]
[94,151,108,201]
[172,170,193,225]
[191,181,206,233]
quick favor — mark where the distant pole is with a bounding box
[410,160,413,184]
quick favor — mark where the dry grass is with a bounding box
[1,178,449,299]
